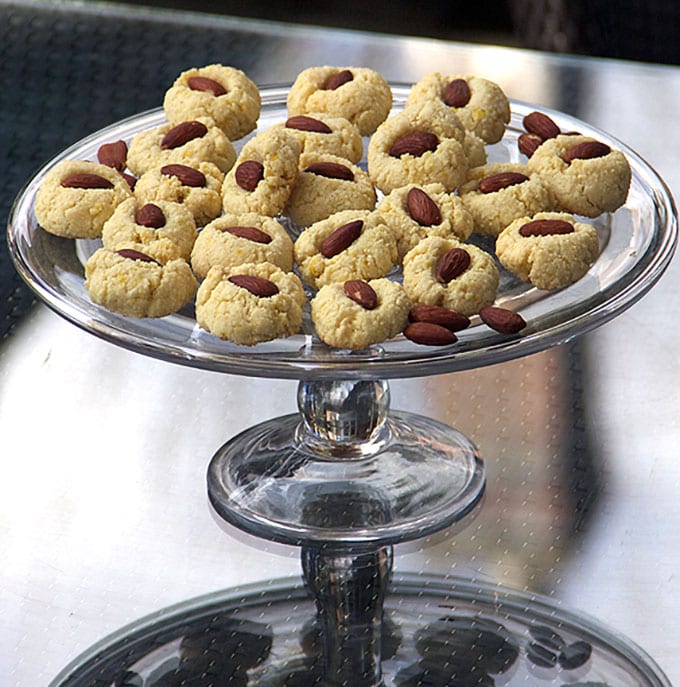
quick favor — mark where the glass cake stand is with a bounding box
[7,85,678,686]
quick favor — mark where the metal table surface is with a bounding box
[1,1,679,684]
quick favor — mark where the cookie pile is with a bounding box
[33,64,631,349]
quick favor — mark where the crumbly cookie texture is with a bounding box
[459,161,555,237]
[312,278,411,350]
[195,262,305,345]
[35,160,132,239]
[377,183,474,260]
[495,211,600,291]
[126,118,236,176]
[134,161,224,228]
[272,112,364,163]
[163,64,261,141]
[367,99,469,194]
[190,212,294,280]
[285,152,377,227]
[101,198,197,263]
[85,248,197,318]
[221,127,301,217]
[528,134,631,217]
[294,209,398,289]
[286,66,392,136]
[407,73,511,144]
[402,236,499,316]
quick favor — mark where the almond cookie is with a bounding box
[367,99,469,194]
[402,236,499,316]
[294,209,398,289]
[101,198,197,263]
[285,152,377,228]
[195,262,306,346]
[286,66,392,136]
[163,64,261,141]
[407,73,511,144]
[190,212,294,280]
[495,212,600,291]
[527,134,631,217]
[377,183,474,261]
[459,162,555,237]
[35,160,132,239]
[272,112,364,163]
[126,118,236,176]
[221,127,301,217]
[134,161,224,228]
[311,278,411,350]
[84,247,197,318]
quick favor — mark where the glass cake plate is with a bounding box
[48,574,671,687]
[7,85,677,381]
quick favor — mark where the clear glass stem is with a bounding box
[301,545,393,687]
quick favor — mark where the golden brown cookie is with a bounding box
[35,160,132,239]
[101,198,197,263]
[195,262,306,345]
[85,247,197,318]
[311,278,411,350]
[459,162,555,237]
[407,73,511,144]
[221,127,301,217]
[190,212,294,280]
[377,183,474,260]
[294,209,398,289]
[528,134,631,217]
[163,64,261,141]
[287,66,392,136]
[495,212,600,290]
[134,161,224,228]
[126,118,236,176]
[285,152,377,228]
[402,236,499,316]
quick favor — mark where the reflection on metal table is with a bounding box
[1,1,679,685]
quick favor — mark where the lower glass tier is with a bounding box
[48,574,671,687]
[207,410,485,548]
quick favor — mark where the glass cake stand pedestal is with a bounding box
[7,87,678,686]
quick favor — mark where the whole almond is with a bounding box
[408,305,470,332]
[116,248,159,264]
[344,279,378,310]
[135,203,166,228]
[563,140,611,163]
[518,132,543,158]
[228,274,279,297]
[187,75,227,96]
[60,173,114,189]
[97,140,127,171]
[479,306,526,334]
[519,218,574,237]
[222,225,272,244]
[406,187,442,226]
[323,69,353,90]
[403,321,457,346]
[304,161,354,181]
[389,131,439,158]
[285,115,332,134]
[523,111,560,140]
[478,171,529,194]
[442,78,471,107]
[160,164,206,187]
[122,173,137,190]
[320,219,363,258]
[436,247,471,283]
[234,160,264,191]
[161,120,208,149]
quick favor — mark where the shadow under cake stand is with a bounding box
[7,88,678,686]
